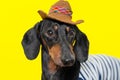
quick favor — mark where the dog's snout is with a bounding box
[61,43,75,66]
[62,58,74,65]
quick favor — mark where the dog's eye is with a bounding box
[47,30,53,36]
[67,30,75,43]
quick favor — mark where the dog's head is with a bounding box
[22,19,89,67]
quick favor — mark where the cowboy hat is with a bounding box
[38,0,84,25]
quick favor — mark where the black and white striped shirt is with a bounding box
[79,55,120,80]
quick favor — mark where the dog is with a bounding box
[22,18,89,80]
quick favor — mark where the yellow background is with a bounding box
[0,0,120,80]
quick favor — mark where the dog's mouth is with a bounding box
[48,58,75,76]
[47,42,76,67]
[49,51,75,67]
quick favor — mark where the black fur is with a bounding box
[22,18,89,80]
[22,22,41,60]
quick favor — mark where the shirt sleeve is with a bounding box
[79,55,120,80]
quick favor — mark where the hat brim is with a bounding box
[38,10,84,25]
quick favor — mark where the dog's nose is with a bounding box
[62,58,74,65]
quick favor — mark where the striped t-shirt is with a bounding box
[79,55,120,80]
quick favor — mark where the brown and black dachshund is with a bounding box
[22,18,89,80]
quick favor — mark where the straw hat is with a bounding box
[38,0,84,25]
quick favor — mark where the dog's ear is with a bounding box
[74,26,89,62]
[22,22,41,60]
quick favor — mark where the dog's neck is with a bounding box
[41,47,80,80]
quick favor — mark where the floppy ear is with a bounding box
[22,22,41,60]
[74,26,89,62]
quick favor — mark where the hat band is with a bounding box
[49,6,72,16]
